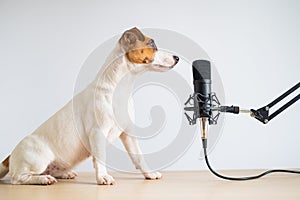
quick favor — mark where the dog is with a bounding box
[0,27,179,185]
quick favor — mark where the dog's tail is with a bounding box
[0,155,10,179]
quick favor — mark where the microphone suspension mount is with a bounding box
[184,92,223,125]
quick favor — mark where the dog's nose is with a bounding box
[173,55,179,64]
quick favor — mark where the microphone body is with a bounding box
[192,60,212,119]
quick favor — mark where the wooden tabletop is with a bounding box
[0,170,299,200]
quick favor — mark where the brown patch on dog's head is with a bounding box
[119,27,157,64]
[2,155,10,168]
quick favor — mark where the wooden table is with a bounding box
[0,170,299,200]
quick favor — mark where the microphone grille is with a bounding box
[192,60,211,80]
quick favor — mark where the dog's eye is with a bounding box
[147,39,157,49]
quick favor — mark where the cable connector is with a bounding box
[219,106,240,114]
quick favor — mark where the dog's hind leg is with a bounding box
[42,163,78,179]
[120,132,162,180]
[9,135,57,185]
[10,157,57,185]
[11,173,57,185]
[54,171,78,179]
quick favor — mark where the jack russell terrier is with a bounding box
[0,27,179,185]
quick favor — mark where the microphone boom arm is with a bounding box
[250,82,300,124]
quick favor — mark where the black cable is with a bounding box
[202,138,300,181]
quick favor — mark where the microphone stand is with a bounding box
[184,82,300,125]
[184,81,300,181]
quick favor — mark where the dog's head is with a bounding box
[119,27,179,72]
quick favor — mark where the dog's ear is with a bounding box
[119,31,137,51]
[128,27,145,41]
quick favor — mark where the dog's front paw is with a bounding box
[96,174,115,185]
[144,172,162,180]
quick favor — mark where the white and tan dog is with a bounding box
[0,27,179,185]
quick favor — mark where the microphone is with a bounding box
[184,60,241,127]
[192,60,212,119]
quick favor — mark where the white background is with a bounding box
[0,0,299,172]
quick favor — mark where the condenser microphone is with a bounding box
[192,60,212,118]
[184,60,240,126]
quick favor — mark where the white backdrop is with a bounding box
[0,0,299,172]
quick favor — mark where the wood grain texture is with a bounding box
[0,170,299,200]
